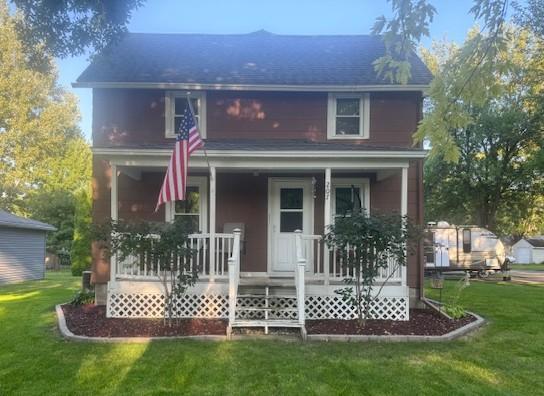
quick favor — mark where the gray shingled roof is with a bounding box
[526,238,544,248]
[98,139,425,152]
[0,210,56,232]
[76,31,433,86]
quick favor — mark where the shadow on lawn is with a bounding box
[1,275,539,395]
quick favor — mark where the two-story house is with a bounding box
[75,31,432,336]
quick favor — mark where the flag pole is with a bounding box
[187,97,211,171]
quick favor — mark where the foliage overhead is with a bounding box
[423,29,544,234]
[11,0,144,58]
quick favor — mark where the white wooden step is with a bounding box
[236,307,297,312]
[230,320,302,328]
[237,294,296,299]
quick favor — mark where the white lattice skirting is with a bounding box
[107,293,409,321]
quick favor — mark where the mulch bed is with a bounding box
[306,309,476,336]
[62,305,475,338]
[61,304,227,337]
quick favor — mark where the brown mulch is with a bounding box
[306,309,476,336]
[61,304,228,337]
[62,305,475,338]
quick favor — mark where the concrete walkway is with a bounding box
[510,270,544,285]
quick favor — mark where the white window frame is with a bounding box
[165,176,208,233]
[327,93,370,140]
[331,178,370,220]
[165,91,207,139]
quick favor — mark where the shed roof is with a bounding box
[0,210,56,232]
[526,238,544,248]
[76,31,433,87]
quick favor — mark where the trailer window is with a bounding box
[462,229,472,253]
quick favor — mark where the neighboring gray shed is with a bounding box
[0,210,56,285]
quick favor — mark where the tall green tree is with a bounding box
[1,2,93,266]
[423,30,544,235]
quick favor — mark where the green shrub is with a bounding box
[443,303,465,319]
[70,290,95,306]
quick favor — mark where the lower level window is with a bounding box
[331,179,369,220]
[173,186,201,232]
[167,177,207,233]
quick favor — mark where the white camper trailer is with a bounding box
[424,221,509,277]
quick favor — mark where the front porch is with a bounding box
[96,145,423,330]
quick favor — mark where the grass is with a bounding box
[510,263,544,271]
[1,272,543,395]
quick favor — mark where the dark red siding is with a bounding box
[93,89,422,148]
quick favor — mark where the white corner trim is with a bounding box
[327,93,370,140]
[72,81,430,92]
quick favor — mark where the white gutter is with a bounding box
[92,147,428,159]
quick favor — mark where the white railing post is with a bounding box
[401,166,408,287]
[323,168,331,286]
[110,164,118,283]
[228,228,241,331]
[209,166,216,280]
[294,230,306,326]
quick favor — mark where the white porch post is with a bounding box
[401,166,408,287]
[323,168,332,285]
[110,164,118,283]
[209,166,216,280]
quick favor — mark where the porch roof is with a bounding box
[95,139,425,153]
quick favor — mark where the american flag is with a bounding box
[156,101,203,211]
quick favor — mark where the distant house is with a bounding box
[0,210,56,285]
[512,238,544,264]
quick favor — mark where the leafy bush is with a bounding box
[443,273,471,319]
[325,211,419,324]
[70,290,95,306]
[443,304,465,319]
[93,218,198,324]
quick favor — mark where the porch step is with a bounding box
[230,320,302,328]
[237,294,296,299]
[239,278,296,287]
[236,307,298,312]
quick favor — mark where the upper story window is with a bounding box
[327,93,370,139]
[165,91,207,138]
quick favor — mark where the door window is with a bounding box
[279,188,303,232]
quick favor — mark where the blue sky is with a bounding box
[56,0,478,141]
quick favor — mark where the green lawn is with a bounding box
[510,263,544,271]
[1,273,543,395]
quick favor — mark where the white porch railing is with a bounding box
[115,233,236,280]
[227,229,242,328]
[299,234,403,283]
[294,230,306,326]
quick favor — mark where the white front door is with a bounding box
[268,179,313,273]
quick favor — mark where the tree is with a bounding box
[0,1,80,213]
[1,3,93,264]
[423,30,544,234]
[324,212,417,325]
[70,184,92,275]
[11,0,144,58]
[374,0,544,160]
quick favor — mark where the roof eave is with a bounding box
[72,81,431,92]
[92,147,428,159]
